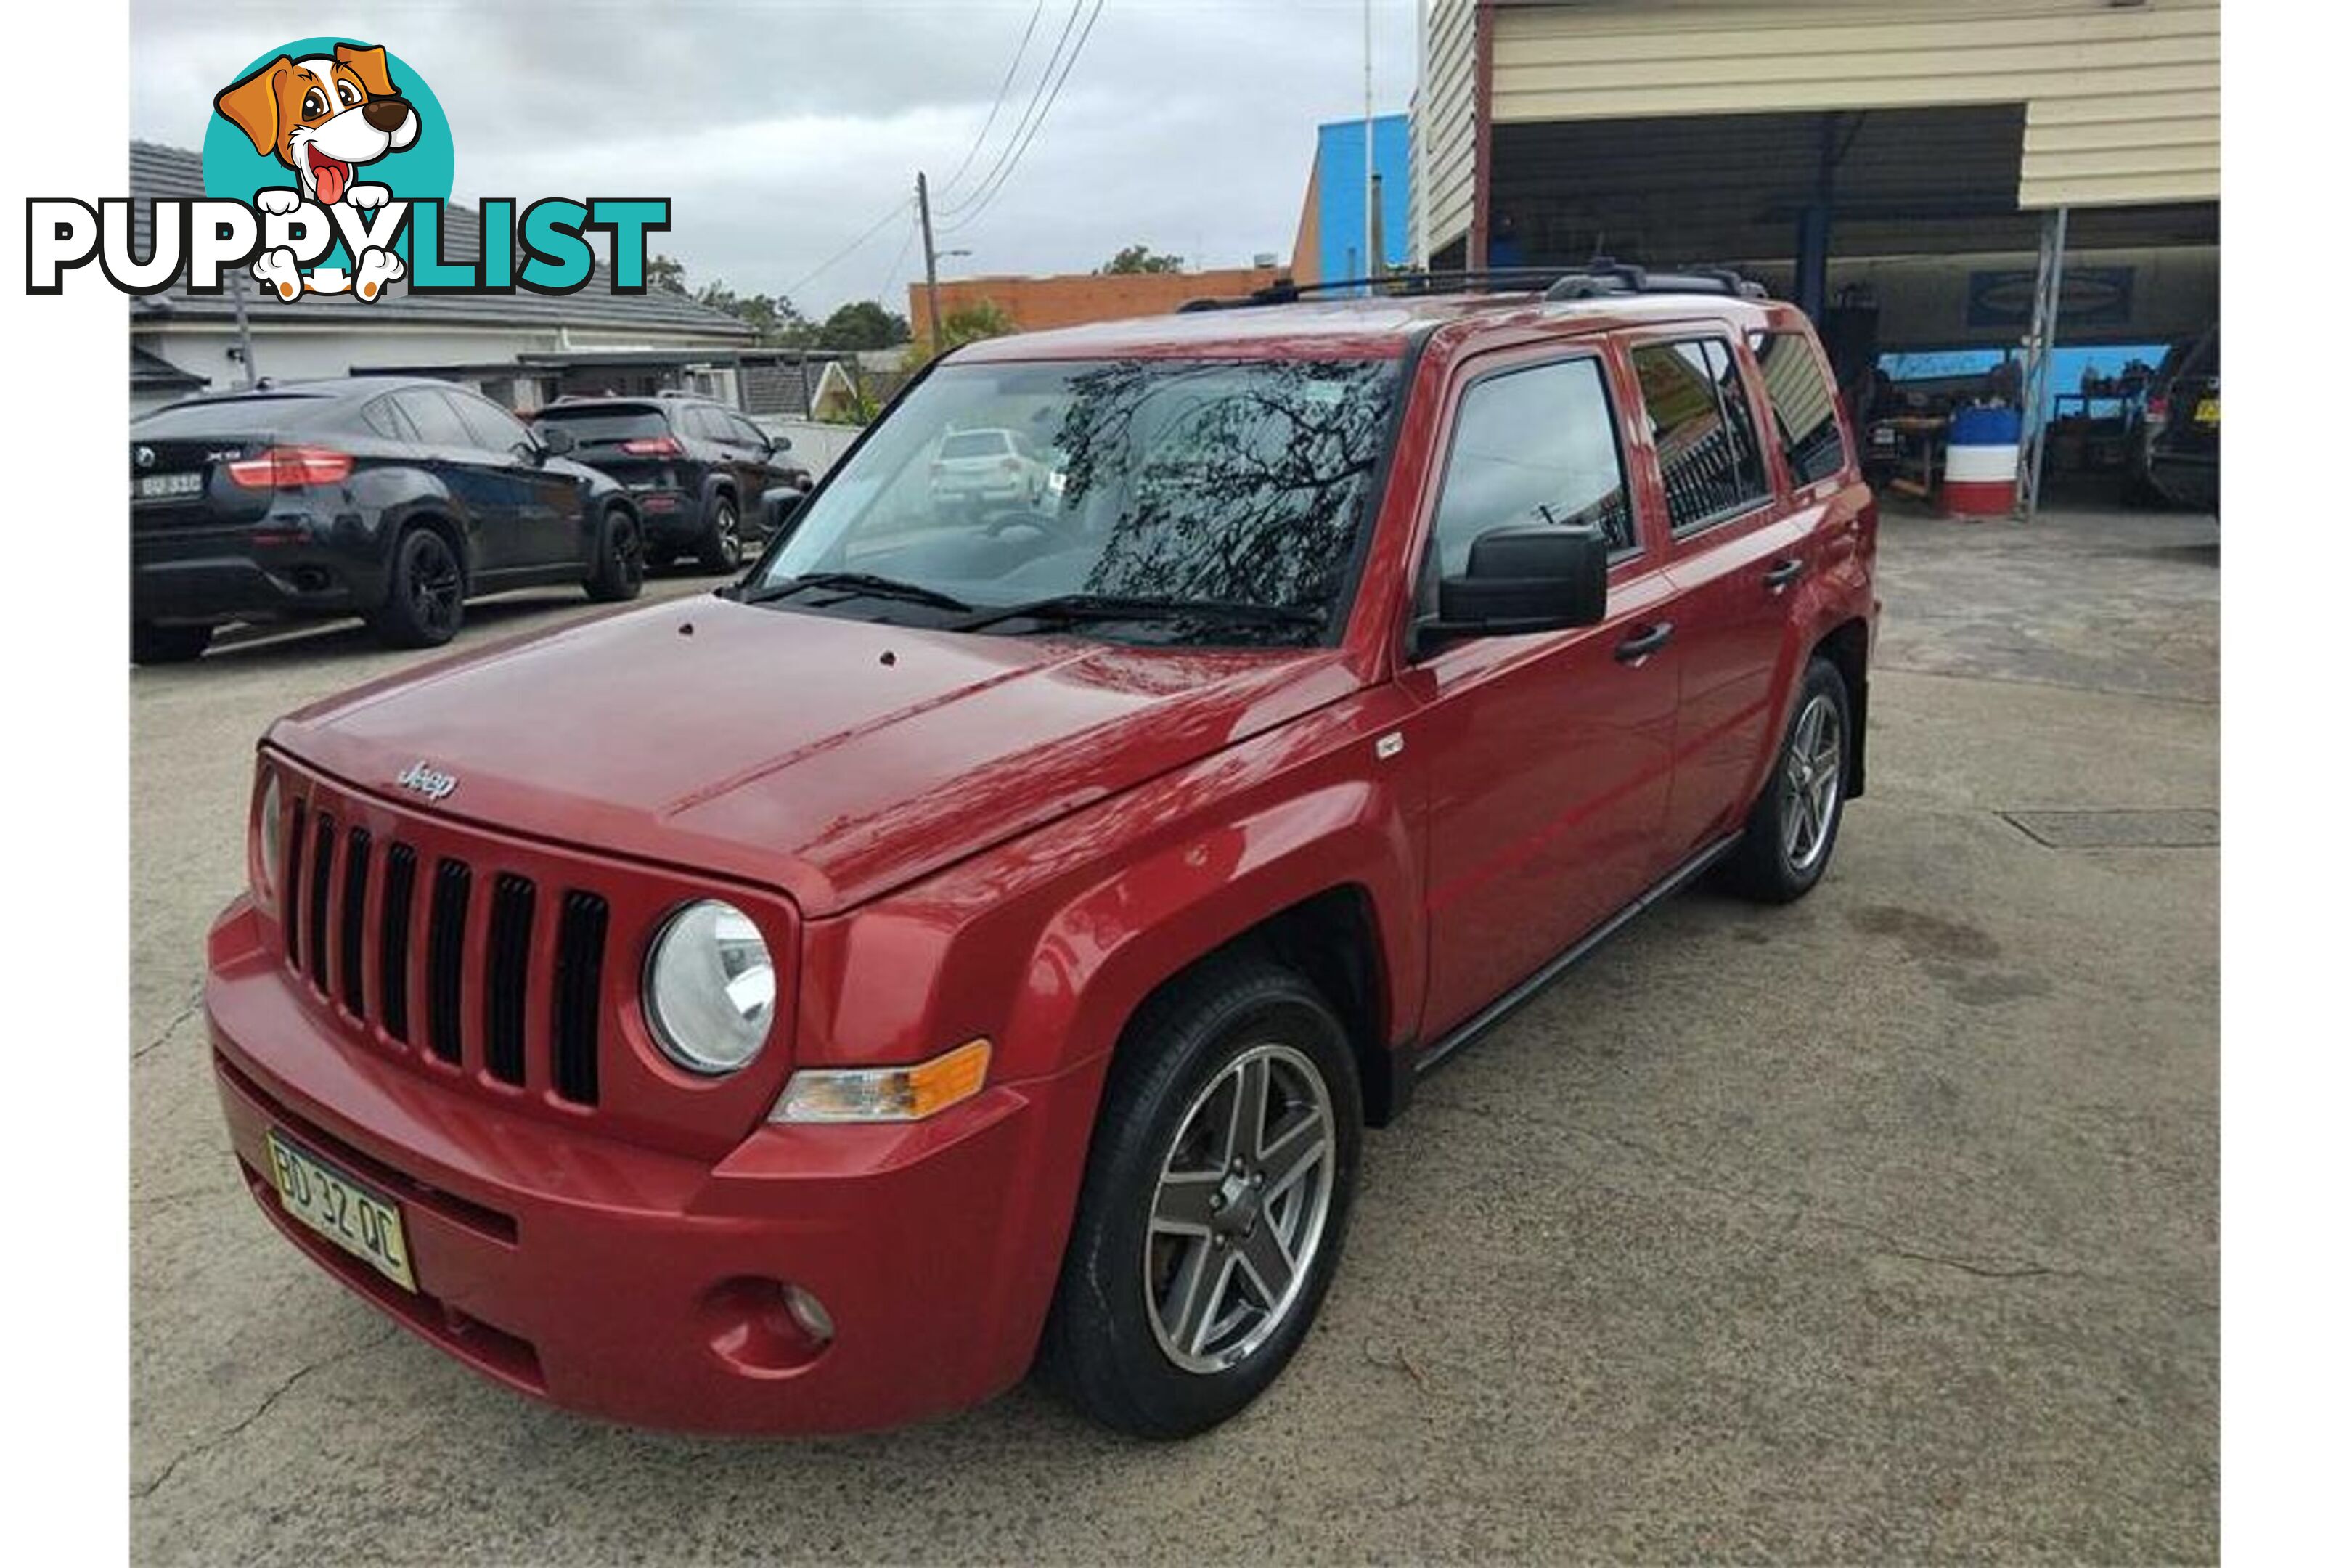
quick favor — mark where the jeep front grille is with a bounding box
[256,756,798,1154]
[277,784,605,1108]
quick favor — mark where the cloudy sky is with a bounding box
[131,1,1419,317]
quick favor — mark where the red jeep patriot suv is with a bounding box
[205,264,1877,1439]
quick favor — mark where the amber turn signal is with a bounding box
[769,1038,992,1124]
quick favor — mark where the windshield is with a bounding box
[753,356,1401,645]
[531,406,671,442]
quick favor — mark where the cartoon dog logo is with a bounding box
[213,44,417,301]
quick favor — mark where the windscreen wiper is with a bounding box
[952,594,1325,634]
[738,572,974,613]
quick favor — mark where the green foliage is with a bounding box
[822,384,883,428]
[816,300,912,351]
[907,300,1018,368]
[1099,244,1184,275]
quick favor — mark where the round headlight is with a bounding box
[256,770,284,903]
[644,900,775,1074]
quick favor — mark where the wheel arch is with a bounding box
[1116,884,1405,1128]
[388,506,470,593]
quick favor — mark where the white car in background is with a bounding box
[928,426,1053,512]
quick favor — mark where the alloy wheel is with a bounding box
[1144,1042,1336,1373]
[411,535,462,638]
[1781,692,1844,872]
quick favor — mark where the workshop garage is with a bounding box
[1411,0,2219,513]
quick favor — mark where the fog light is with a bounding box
[785,1286,834,1346]
[701,1276,831,1375]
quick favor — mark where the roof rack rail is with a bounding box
[1174,261,1767,313]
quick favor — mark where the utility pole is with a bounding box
[228,266,258,388]
[916,171,942,352]
[1363,0,1376,290]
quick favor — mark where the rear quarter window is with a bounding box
[1747,330,1850,486]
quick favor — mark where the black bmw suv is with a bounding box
[131,377,645,663]
[529,394,811,572]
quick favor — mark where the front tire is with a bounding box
[131,621,212,665]
[370,526,465,649]
[1723,656,1851,902]
[584,505,645,603]
[695,497,743,573]
[1040,956,1361,1438]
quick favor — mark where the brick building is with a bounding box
[907,264,1286,341]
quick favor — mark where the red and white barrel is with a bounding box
[1943,406,2021,517]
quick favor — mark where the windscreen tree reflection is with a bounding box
[757,358,1400,644]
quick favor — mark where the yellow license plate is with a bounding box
[266,1131,417,1292]
[2194,396,2220,425]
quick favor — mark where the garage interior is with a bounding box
[1433,102,2218,515]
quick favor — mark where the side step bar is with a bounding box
[1412,832,1744,1079]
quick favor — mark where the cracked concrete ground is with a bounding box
[131,507,2217,1564]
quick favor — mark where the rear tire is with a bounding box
[695,497,743,573]
[585,505,645,603]
[370,526,465,649]
[1723,656,1851,903]
[1039,955,1360,1439]
[131,621,211,665]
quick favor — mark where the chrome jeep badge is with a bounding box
[395,760,458,801]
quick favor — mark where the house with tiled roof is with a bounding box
[128,142,755,415]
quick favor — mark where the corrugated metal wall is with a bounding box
[1418,0,2218,252]
[1418,0,1481,258]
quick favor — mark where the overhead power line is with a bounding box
[935,0,1048,205]
[938,0,1103,229]
[781,196,916,302]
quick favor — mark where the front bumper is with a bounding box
[205,898,1103,1434]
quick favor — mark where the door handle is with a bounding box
[1763,558,1807,590]
[1614,621,1675,663]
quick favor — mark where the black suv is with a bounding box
[530,395,811,572]
[130,377,645,663]
[2128,324,2220,513]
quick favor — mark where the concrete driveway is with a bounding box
[131,511,2218,1564]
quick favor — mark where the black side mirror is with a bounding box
[536,425,576,458]
[767,432,792,453]
[1420,524,1609,651]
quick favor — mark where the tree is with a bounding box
[907,299,1017,367]
[682,274,814,346]
[1098,244,1184,275]
[816,300,912,351]
[647,253,690,295]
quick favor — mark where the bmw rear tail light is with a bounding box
[2144,393,2170,431]
[621,435,685,457]
[224,446,356,489]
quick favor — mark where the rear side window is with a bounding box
[449,392,532,454]
[1427,356,1635,579]
[391,389,473,449]
[1632,339,1771,534]
[1747,331,1850,486]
